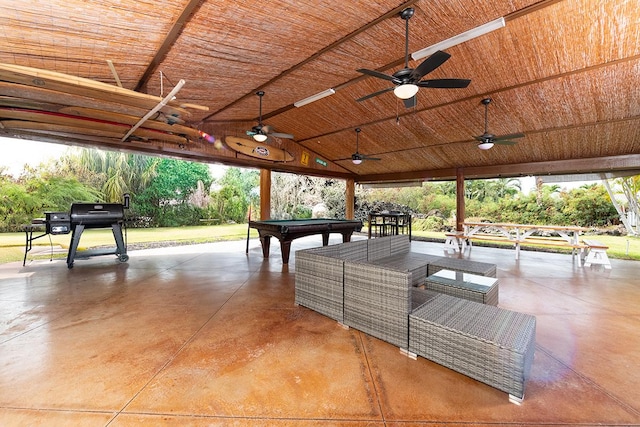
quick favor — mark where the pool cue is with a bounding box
[246,204,251,254]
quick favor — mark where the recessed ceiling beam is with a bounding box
[356,154,640,183]
[134,0,205,92]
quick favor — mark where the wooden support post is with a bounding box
[456,168,465,232]
[260,169,271,220]
[345,178,355,220]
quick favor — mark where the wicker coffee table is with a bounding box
[427,257,496,277]
[423,269,499,306]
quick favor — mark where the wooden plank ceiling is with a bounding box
[0,0,638,182]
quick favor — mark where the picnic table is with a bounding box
[447,222,589,263]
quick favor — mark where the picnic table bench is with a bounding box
[582,239,611,269]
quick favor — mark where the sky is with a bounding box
[0,136,227,179]
[1,136,71,176]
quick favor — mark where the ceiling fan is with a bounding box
[352,128,380,164]
[246,91,294,142]
[356,7,471,108]
[474,98,525,150]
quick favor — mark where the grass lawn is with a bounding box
[2,224,639,264]
[0,224,259,264]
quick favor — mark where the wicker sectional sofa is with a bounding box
[295,235,437,323]
[295,235,496,323]
[294,239,368,322]
[294,235,536,402]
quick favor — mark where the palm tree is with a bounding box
[465,180,489,202]
[70,149,159,203]
[493,178,522,199]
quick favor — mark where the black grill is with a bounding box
[66,202,128,268]
[70,203,124,227]
[24,198,130,268]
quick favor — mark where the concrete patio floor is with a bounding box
[1,235,639,426]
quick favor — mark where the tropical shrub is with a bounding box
[412,216,446,232]
[562,185,618,227]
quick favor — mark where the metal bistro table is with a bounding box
[368,212,412,239]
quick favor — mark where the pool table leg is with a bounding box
[322,232,330,246]
[259,235,271,258]
[280,241,292,264]
[258,234,292,264]
[322,231,353,246]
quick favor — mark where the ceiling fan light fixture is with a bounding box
[352,157,363,165]
[253,133,268,142]
[478,141,494,150]
[394,84,419,99]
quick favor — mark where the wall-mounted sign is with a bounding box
[225,136,294,162]
[315,158,327,167]
[301,151,310,166]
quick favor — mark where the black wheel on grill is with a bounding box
[118,254,129,262]
[67,263,73,269]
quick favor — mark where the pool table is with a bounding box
[249,218,363,264]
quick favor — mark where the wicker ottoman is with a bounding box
[409,294,536,403]
[427,257,497,278]
[423,269,499,305]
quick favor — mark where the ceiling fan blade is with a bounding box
[493,132,525,141]
[246,122,262,136]
[403,95,417,108]
[417,78,471,89]
[357,68,395,81]
[494,140,519,146]
[473,135,488,142]
[260,124,273,133]
[259,124,294,139]
[270,132,294,139]
[356,87,395,102]
[410,50,450,80]
[473,131,495,141]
